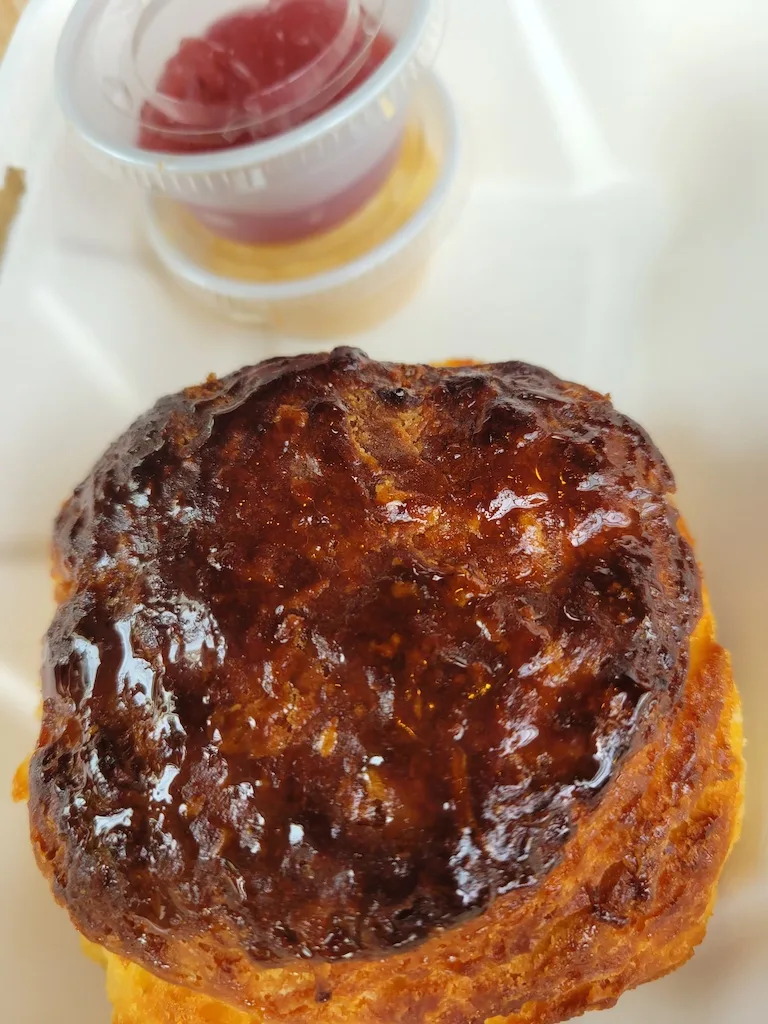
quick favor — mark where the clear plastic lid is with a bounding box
[57,0,436,151]
[56,0,446,197]
[93,0,392,151]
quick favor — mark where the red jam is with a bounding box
[138,0,394,154]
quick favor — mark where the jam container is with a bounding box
[55,0,446,243]
[144,71,460,336]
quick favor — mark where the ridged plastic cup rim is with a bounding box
[56,0,445,176]
[145,71,458,302]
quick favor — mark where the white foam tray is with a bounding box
[1,1,766,1022]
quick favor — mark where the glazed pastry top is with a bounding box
[30,347,700,971]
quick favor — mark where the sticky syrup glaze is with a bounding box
[29,348,700,974]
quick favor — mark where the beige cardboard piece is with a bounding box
[0,1,26,263]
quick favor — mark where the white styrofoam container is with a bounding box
[1,1,766,1023]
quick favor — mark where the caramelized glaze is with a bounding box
[29,348,701,974]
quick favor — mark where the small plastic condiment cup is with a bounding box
[144,71,461,336]
[55,0,446,244]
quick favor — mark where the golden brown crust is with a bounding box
[84,600,744,1024]
[25,348,742,1024]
